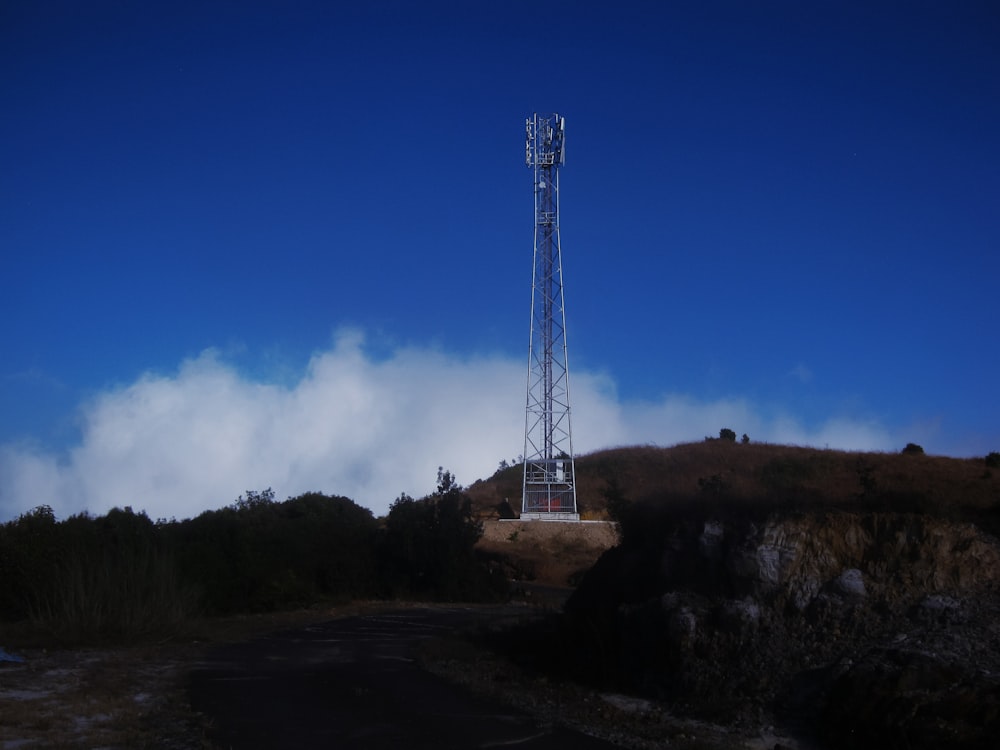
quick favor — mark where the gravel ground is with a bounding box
[2,601,810,749]
[0,603,797,750]
[0,641,208,749]
[1,607,377,749]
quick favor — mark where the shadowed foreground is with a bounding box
[188,606,616,749]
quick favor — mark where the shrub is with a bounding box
[380,470,505,601]
[0,506,195,641]
[986,452,1000,468]
[902,443,925,455]
[169,491,379,614]
[719,428,737,443]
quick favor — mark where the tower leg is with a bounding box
[521,113,578,522]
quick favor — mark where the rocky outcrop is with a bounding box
[566,510,1000,749]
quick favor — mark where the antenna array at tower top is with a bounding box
[525,113,565,168]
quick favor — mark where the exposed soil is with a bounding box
[478,519,617,586]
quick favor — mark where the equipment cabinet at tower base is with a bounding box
[520,512,580,522]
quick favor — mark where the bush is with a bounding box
[379,469,505,601]
[0,505,60,621]
[0,506,195,641]
[719,428,737,443]
[986,452,1000,468]
[168,491,379,614]
[902,443,925,455]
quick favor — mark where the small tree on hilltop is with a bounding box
[381,469,501,601]
[719,428,737,443]
[233,487,275,511]
[436,466,459,494]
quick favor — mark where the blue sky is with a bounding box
[2,1,998,521]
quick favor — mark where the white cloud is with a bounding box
[0,331,897,522]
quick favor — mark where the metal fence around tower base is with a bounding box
[521,486,579,520]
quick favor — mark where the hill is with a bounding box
[466,440,1000,589]
[468,440,1000,525]
[467,442,1000,748]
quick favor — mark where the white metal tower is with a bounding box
[521,113,579,521]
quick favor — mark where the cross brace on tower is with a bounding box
[521,113,578,521]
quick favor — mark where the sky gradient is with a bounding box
[2,1,998,521]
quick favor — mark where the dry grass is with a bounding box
[467,441,1000,587]
[465,442,1000,590]
[470,441,1000,522]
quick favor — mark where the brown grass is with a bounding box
[469,441,1000,523]
[466,442,1000,585]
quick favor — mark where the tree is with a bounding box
[436,466,459,494]
[233,487,275,511]
[0,505,59,621]
[719,428,737,443]
[0,506,194,639]
[170,491,379,614]
[380,470,502,601]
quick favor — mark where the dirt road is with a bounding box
[188,606,618,749]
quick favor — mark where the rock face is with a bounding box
[565,510,1000,749]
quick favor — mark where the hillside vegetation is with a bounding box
[472,440,1000,749]
[4,438,997,646]
[0,470,506,644]
[469,440,1000,527]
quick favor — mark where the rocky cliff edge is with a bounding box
[566,508,1000,749]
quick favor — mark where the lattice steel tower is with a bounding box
[521,113,578,521]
